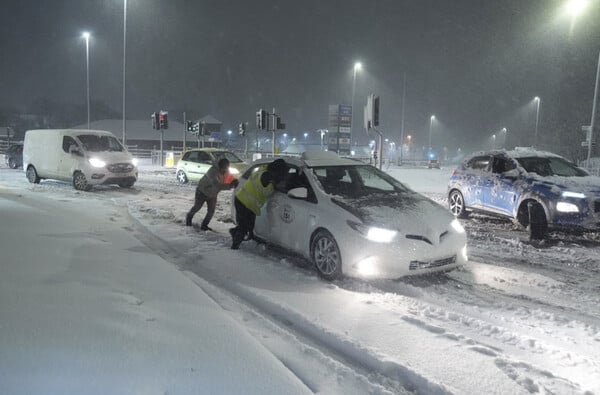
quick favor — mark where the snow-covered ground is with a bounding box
[1,162,599,394]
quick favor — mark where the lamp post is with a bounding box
[501,127,507,148]
[492,134,496,149]
[428,115,435,150]
[351,62,362,137]
[534,97,540,146]
[122,0,127,145]
[407,135,412,161]
[82,32,91,129]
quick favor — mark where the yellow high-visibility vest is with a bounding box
[236,169,274,215]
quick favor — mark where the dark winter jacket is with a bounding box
[196,166,231,198]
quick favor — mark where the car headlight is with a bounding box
[132,158,139,166]
[347,221,397,243]
[556,201,579,213]
[89,158,106,168]
[450,219,465,234]
[229,167,240,175]
[561,191,585,199]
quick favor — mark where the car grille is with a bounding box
[107,163,134,173]
[409,255,456,271]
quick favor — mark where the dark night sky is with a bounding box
[1,0,599,152]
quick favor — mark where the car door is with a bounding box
[265,166,314,253]
[486,156,520,215]
[462,155,491,208]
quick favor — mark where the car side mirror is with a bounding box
[288,187,308,199]
[69,146,83,156]
[502,169,519,180]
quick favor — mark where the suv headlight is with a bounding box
[89,158,106,168]
[556,202,579,213]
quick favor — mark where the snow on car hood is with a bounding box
[526,173,600,196]
[332,191,454,236]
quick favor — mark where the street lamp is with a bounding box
[534,97,541,146]
[501,127,508,148]
[122,0,128,145]
[428,115,435,150]
[492,134,496,149]
[304,132,308,139]
[407,135,412,160]
[81,32,91,129]
[351,62,362,137]
[566,0,589,17]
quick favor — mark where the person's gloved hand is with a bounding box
[230,179,239,188]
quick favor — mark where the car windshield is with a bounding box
[77,134,124,152]
[311,165,410,198]
[213,151,243,163]
[516,156,588,177]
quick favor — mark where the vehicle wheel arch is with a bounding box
[516,196,549,227]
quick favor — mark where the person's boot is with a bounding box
[200,222,212,231]
[231,228,243,249]
[185,214,192,226]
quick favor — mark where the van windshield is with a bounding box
[77,135,124,152]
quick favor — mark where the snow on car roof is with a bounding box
[300,151,360,167]
[506,147,563,159]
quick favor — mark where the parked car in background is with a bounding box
[232,151,467,280]
[176,148,248,184]
[427,159,441,169]
[5,143,23,169]
[447,148,600,239]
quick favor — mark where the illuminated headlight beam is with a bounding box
[556,201,579,213]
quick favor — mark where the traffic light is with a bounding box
[159,111,168,129]
[186,120,195,133]
[151,112,159,130]
[372,96,380,127]
[239,122,246,136]
[276,116,285,130]
[256,109,267,130]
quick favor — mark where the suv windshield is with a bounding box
[311,165,410,198]
[213,151,243,163]
[516,156,588,177]
[77,135,124,152]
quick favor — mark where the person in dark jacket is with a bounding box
[186,158,238,230]
[230,158,287,249]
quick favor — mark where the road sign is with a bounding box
[581,141,596,147]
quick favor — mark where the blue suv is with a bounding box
[447,148,600,239]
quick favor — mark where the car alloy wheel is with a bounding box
[449,190,467,218]
[312,230,342,280]
[73,171,91,191]
[177,170,188,184]
[26,166,40,184]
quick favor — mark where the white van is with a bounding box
[23,129,138,191]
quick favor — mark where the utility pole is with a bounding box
[400,72,406,165]
[182,112,186,151]
[587,51,600,166]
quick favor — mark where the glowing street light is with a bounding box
[303,132,308,139]
[81,32,91,129]
[566,0,589,18]
[492,134,497,149]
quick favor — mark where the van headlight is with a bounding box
[556,201,579,213]
[132,158,139,166]
[89,158,106,168]
[347,221,397,243]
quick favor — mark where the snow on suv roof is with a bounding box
[506,147,562,159]
[300,151,360,167]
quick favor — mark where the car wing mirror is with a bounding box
[502,169,519,180]
[288,187,308,199]
[69,146,83,156]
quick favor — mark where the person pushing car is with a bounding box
[230,158,287,249]
[186,158,238,230]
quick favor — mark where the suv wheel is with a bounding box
[449,190,468,218]
[527,201,547,240]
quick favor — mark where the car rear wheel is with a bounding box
[311,230,342,281]
[449,190,468,218]
[177,170,188,184]
[73,171,91,191]
[26,166,40,184]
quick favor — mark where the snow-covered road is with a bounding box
[1,164,599,394]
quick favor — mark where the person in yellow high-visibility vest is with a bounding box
[230,158,287,249]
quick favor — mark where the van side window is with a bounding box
[62,136,78,153]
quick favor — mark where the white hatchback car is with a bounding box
[232,151,468,280]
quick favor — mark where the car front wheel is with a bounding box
[449,190,468,218]
[311,230,343,281]
[177,170,188,184]
[73,171,91,191]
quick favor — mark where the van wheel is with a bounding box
[73,171,91,191]
[311,230,343,281]
[26,166,40,184]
